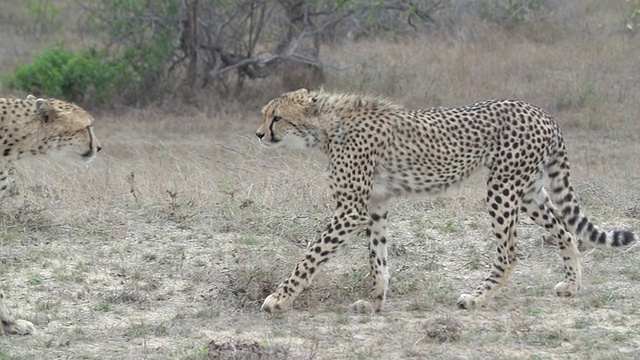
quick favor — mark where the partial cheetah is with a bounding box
[0,95,101,335]
[255,88,637,313]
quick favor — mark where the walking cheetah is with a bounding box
[1,95,101,335]
[255,88,637,313]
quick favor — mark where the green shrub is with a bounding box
[6,47,130,105]
[26,0,60,34]
[82,0,180,103]
[5,0,179,106]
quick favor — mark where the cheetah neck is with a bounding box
[309,91,400,155]
[0,113,49,161]
[312,91,401,114]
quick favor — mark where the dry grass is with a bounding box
[1,0,640,359]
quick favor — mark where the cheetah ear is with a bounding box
[291,88,309,100]
[307,94,320,116]
[35,99,56,123]
[26,94,37,100]
[309,87,323,104]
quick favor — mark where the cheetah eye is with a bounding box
[272,116,282,123]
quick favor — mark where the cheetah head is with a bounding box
[35,98,102,162]
[256,88,320,149]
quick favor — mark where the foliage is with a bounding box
[7,0,180,105]
[627,0,640,32]
[479,0,548,27]
[26,0,59,22]
[5,0,441,104]
[79,0,439,99]
[6,47,130,105]
[25,0,61,34]
[84,0,180,102]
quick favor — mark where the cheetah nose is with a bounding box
[255,132,265,141]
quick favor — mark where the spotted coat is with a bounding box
[0,95,102,335]
[255,88,637,313]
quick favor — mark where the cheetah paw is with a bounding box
[351,300,376,314]
[457,293,490,309]
[554,281,580,297]
[456,294,477,309]
[4,319,35,336]
[261,293,291,313]
[542,234,557,246]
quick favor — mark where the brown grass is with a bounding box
[1,0,640,359]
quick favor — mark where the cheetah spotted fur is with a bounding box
[0,95,101,335]
[255,88,637,313]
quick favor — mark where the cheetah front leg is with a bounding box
[262,207,369,313]
[457,178,522,309]
[0,164,14,198]
[353,198,391,313]
[0,290,35,335]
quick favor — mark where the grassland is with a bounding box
[1,1,640,359]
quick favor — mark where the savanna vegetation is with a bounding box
[0,0,639,359]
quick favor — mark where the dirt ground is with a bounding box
[1,1,640,359]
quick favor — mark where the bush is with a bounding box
[479,0,549,28]
[5,0,438,106]
[79,0,438,99]
[6,47,130,105]
[84,0,178,102]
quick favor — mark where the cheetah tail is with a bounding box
[545,142,637,248]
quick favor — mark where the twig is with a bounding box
[624,241,639,253]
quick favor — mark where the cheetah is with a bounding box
[255,88,637,313]
[0,95,101,335]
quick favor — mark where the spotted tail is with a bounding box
[545,136,637,247]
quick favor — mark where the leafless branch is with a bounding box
[80,0,444,96]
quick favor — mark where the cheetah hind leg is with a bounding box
[521,186,582,297]
[457,176,522,309]
[352,200,391,314]
[0,290,35,335]
[0,166,15,199]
